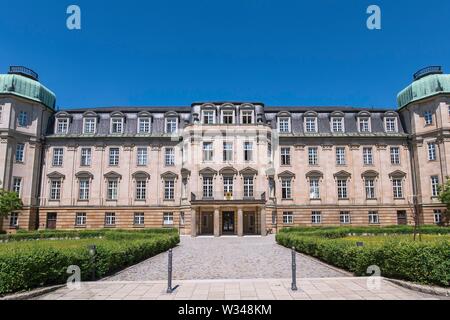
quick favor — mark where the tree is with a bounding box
[0,189,23,219]
[437,178,450,226]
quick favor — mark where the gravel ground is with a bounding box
[104,235,351,281]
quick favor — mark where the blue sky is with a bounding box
[0,0,449,109]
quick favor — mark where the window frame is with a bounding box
[392,178,404,199]
[109,147,120,166]
[203,142,214,162]
[308,147,318,165]
[75,213,87,226]
[83,117,97,134]
[52,148,64,167]
[49,179,62,201]
[282,211,294,224]
[137,147,148,166]
[363,147,373,165]
[110,117,124,134]
[223,142,233,162]
[12,177,22,196]
[165,117,178,134]
[340,211,351,224]
[80,148,92,167]
[202,110,216,124]
[78,178,90,201]
[368,211,380,224]
[15,143,25,163]
[107,178,119,200]
[309,178,320,199]
[337,178,348,199]
[431,176,439,197]
[105,212,116,226]
[135,179,147,200]
[18,111,28,127]
[221,110,235,124]
[280,147,291,166]
[243,141,253,162]
[138,117,151,134]
[281,178,292,199]
[428,142,437,161]
[165,147,175,166]
[277,117,291,133]
[55,118,69,134]
[163,212,174,225]
[164,179,175,200]
[304,117,318,133]
[424,111,433,125]
[390,147,400,165]
[311,211,322,224]
[331,117,345,133]
[134,212,145,226]
[385,117,398,133]
[335,147,346,165]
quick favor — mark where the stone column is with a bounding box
[214,208,220,237]
[260,207,266,236]
[191,208,197,237]
[238,208,243,237]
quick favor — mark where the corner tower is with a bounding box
[0,66,56,231]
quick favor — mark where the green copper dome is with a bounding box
[397,72,450,109]
[0,73,56,110]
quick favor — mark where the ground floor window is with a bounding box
[75,212,86,226]
[311,211,321,224]
[433,210,442,225]
[368,211,379,224]
[134,212,145,226]
[163,212,174,225]
[9,212,19,228]
[105,212,116,226]
[340,211,351,224]
[282,211,293,224]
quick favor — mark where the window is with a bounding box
[424,111,433,125]
[282,212,293,224]
[390,147,400,165]
[203,177,213,198]
[75,213,86,226]
[369,211,379,224]
[223,177,233,197]
[164,179,175,200]
[340,211,351,224]
[281,178,292,199]
[165,148,175,166]
[385,117,397,132]
[433,210,442,224]
[281,147,291,165]
[138,118,151,133]
[105,213,116,226]
[363,147,373,165]
[107,179,118,200]
[309,178,320,199]
[83,118,96,134]
[267,142,272,162]
[428,143,437,161]
[223,142,233,161]
[308,147,318,165]
[109,148,120,166]
[244,142,253,161]
[222,110,234,124]
[15,143,25,162]
[278,117,291,133]
[365,178,376,199]
[165,118,178,133]
[202,110,215,124]
[18,111,27,127]
[137,147,148,166]
[79,179,90,200]
[134,213,145,226]
[52,148,64,166]
[243,177,254,198]
[56,119,69,134]
[80,148,92,166]
[163,212,174,225]
[336,147,346,165]
[134,180,146,200]
[203,142,213,161]
[311,211,321,224]
[331,117,344,133]
[337,179,348,199]
[305,117,317,133]
[392,179,403,198]
[9,213,19,228]
[12,177,22,195]
[358,118,370,132]
[241,110,254,124]
[111,118,124,134]
[431,176,439,197]
[50,180,61,200]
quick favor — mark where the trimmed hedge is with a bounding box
[0,229,179,295]
[276,232,450,287]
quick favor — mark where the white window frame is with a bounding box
[358,117,371,133]
[281,178,292,199]
[165,117,178,134]
[365,178,376,199]
[385,117,398,133]
[309,178,320,199]
[52,148,64,167]
[203,176,214,198]
[18,111,28,127]
[281,147,291,166]
[135,179,147,200]
[331,117,345,133]
[80,148,92,167]
[137,147,148,166]
[109,148,120,166]
[9,212,19,228]
[163,212,174,225]
[110,118,124,134]
[340,211,351,224]
[244,141,253,162]
[202,110,216,124]
[223,142,233,162]
[428,143,437,161]
[240,110,254,124]
[369,211,380,224]
[134,212,145,226]
[164,179,175,200]
[15,143,25,162]
[424,111,433,125]
[83,118,96,134]
[390,147,400,165]
[78,178,90,200]
[105,212,116,226]
[223,176,233,197]
[308,147,318,165]
[392,178,403,199]
[138,117,151,133]
[363,147,373,165]
[433,210,442,224]
[311,211,322,224]
[203,142,213,162]
[12,177,22,196]
[50,179,62,200]
[277,117,291,133]
[221,110,235,124]
[282,212,294,224]
[243,176,254,198]
[165,148,175,166]
[55,118,69,134]
[336,147,346,165]
[75,213,87,226]
[107,179,119,200]
[304,117,317,133]
[431,176,439,197]
[337,179,348,199]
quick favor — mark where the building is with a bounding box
[0,66,449,235]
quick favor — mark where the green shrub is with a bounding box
[0,230,179,295]
[276,232,450,287]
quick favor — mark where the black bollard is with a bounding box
[167,249,173,293]
[291,247,298,291]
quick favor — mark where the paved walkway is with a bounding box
[37,278,442,300]
[105,235,349,281]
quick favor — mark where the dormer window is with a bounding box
[358,118,371,132]
[56,118,69,134]
[304,117,317,133]
[83,118,96,134]
[241,110,254,124]
[278,117,291,133]
[331,117,344,133]
[424,111,433,125]
[221,110,234,124]
[165,117,178,134]
[385,117,398,133]
[111,118,124,134]
[202,110,216,124]
[18,111,28,127]
[138,117,151,133]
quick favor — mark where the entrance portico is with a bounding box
[191,206,266,237]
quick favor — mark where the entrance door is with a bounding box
[222,211,235,234]
[201,212,213,235]
[46,213,57,229]
[243,212,256,234]
[397,211,407,225]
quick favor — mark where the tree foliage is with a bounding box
[437,178,450,226]
[0,189,23,218]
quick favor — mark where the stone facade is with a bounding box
[0,66,448,235]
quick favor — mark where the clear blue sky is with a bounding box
[0,0,449,110]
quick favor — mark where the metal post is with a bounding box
[291,247,298,291]
[167,249,173,293]
[88,245,97,281]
